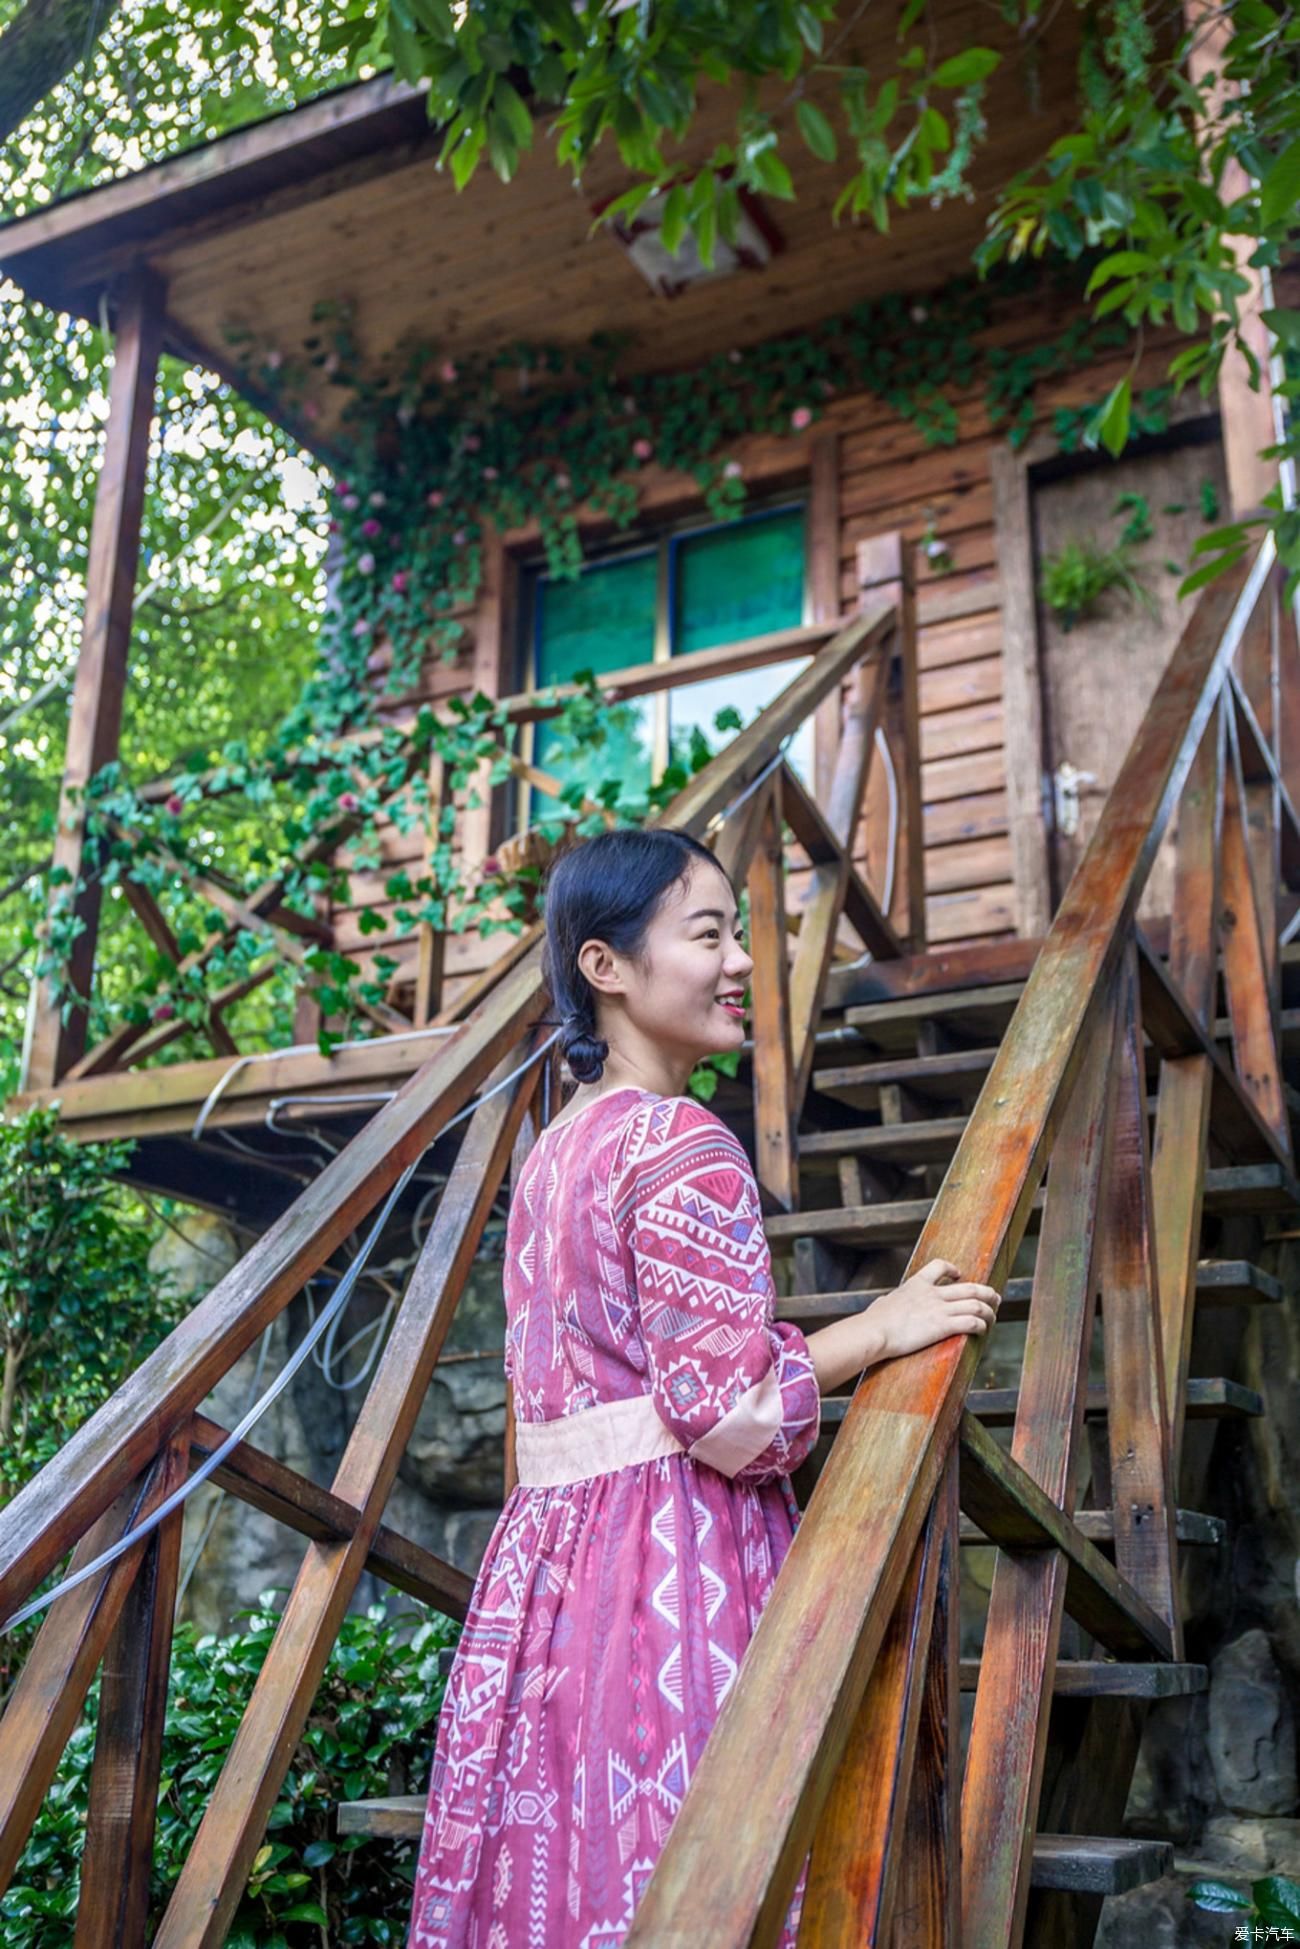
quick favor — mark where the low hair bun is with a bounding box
[563,1025,609,1085]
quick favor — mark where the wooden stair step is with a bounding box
[963,1377,1261,1425]
[844,980,1027,1052]
[811,1046,999,1110]
[958,1660,1207,1697]
[957,1507,1224,1548]
[339,1795,424,1840]
[1029,1834,1174,1895]
[779,1258,1281,1331]
[799,1116,968,1165]
[765,1165,1300,1248]
[816,1380,1257,1436]
[334,1813,1176,1892]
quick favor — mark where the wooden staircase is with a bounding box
[0,529,1298,1944]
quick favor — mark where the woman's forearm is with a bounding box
[801,1311,886,1396]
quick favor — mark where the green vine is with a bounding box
[36,260,1148,1061]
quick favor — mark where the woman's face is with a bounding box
[594,855,754,1070]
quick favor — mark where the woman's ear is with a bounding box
[577,937,624,999]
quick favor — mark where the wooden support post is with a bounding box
[461,528,513,875]
[962,999,1117,1949]
[859,537,924,950]
[24,268,166,1089]
[76,1433,188,1948]
[1100,942,1182,1653]
[0,1441,183,1894]
[990,444,1054,938]
[1152,709,1222,1478]
[1221,703,1291,1157]
[799,1456,950,1945]
[810,432,843,805]
[746,779,799,1211]
[886,1453,961,1949]
[414,754,448,1027]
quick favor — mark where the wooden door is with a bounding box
[1030,424,1229,918]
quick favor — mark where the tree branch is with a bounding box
[0,0,122,147]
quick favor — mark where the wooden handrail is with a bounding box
[623,538,1277,1944]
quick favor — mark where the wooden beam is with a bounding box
[25,268,165,1088]
[990,442,1053,938]
[809,431,843,806]
[187,1414,473,1619]
[957,1414,1174,1659]
[76,1434,188,1948]
[747,781,799,1212]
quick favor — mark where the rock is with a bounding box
[1202,1814,1300,1875]
[1126,1694,1216,1843]
[146,1208,240,1298]
[1095,1876,1236,1948]
[1209,1629,1298,1816]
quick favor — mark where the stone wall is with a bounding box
[148,1210,509,1638]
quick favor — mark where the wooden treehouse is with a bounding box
[2,8,1300,1942]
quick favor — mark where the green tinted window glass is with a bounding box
[533,550,658,800]
[671,508,806,656]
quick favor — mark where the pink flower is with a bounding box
[153,1002,176,1022]
[452,528,468,546]
[482,854,501,875]
[462,433,481,452]
[352,618,373,638]
[426,489,444,509]
[369,491,386,509]
[324,352,341,378]
[361,517,382,538]
[339,792,360,813]
[482,465,499,481]
[302,400,320,423]
[165,794,184,817]
[439,359,458,384]
[335,478,352,497]
[632,438,653,461]
[554,471,571,492]
[723,459,743,480]
[392,569,410,595]
[264,349,282,371]
[342,494,360,512]
[791,405,813,431]
[358,551,376,575]
[328,518,340,534]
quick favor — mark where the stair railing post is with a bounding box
[857,536,923,952]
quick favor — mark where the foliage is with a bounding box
[3,1595,460,1946]
[1189,1870,1300,1934]
[0,1106,184,1497]
[1039,535,1153,631]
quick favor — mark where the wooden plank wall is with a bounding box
[331,306,1181,1002]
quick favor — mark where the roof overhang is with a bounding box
[0,18,1086,465]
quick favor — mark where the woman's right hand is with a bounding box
[803,1259,1002,1395]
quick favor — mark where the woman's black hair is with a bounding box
[542,827,734,1084]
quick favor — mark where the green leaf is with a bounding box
[1255,1875,1300,1927]
[1260,136,1300,229]
[659,183,688,257]
[796,100,838,163]
[278,1904,330,1925]
[1263,308,1300,350]
[1186,1878,1252,1913]
[931,47,1000,88]
[1096,375,1132,458]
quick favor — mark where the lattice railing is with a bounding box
[0,545,917,1940]
[623,535,1300,1946]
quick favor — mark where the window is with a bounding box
[522,504,812,817]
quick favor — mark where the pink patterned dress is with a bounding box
[407,1086,822,1948]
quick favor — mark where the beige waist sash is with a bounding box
[514,1394,685,1489]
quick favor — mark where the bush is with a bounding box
[4,1593,460,1946]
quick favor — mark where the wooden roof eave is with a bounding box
[0,72,434,458]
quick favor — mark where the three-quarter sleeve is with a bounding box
[610,1096,821,1485]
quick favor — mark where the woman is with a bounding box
[408,827,1000,1947]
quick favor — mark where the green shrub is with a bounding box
[1038,535,1156,632]
[4,1594,460,1946]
